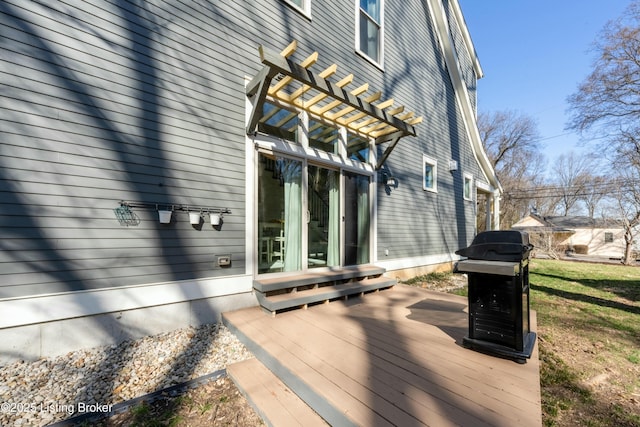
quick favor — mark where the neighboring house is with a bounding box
[512,214,627,259]
[0,0,500,363]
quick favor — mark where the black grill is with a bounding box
[455,230,537,363]
[455,230,533,261]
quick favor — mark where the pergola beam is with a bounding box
[258,45,416,138]
[247,42,422,169]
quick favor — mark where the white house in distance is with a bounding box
[512,214,628,260]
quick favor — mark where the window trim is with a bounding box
[283,0,311,18]
[463,172,474,201]
[355,0,385,68]
[423,155,438,193]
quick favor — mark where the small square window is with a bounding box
[604,232,614,243]
[463,173,473,201]
[423,155,437,192]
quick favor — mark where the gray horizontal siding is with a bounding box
[375,0,482,260]
[1,0,489,299]
[443,0,478,116]
[1,0,254,299]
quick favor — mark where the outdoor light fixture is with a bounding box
[449,160,458,172]
[381,172,397,187]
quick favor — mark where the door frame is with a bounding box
[251,135,376,278]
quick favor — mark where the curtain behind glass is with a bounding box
[327,170,340,267]
[279,158,302,271]
[356,175,370,264]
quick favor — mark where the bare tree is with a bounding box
[582,174,608,218]
[567,1,640,155]
[605,170,640,264]
[479,110,541,169]
[477,110,545,229]
[552,151,594,215]
[566,1,640,263]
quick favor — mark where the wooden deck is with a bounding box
[223,284,542,427]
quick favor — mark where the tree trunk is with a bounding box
[623,228,634,265]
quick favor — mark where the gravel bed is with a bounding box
[0,323,253,426]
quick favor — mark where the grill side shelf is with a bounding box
[455,259,527,277]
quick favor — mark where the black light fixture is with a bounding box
[381,172,397,187]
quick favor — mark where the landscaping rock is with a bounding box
[0,324,253,427]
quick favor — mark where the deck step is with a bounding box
[227,358,329,427]
[254,265,386,293]
[255,276,396,314]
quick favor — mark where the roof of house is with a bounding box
[512,214,624,230]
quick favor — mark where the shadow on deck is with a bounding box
[223,284,541,427]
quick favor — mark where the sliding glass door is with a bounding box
[258,153,370,274]
[307,165,340,269]
[344,172,370,266]
[257,153,302,274]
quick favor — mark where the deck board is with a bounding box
[227,358,329,426]
[223,284,542,427]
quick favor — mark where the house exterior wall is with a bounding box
[376,0,486,275]
[561,228,627,259]
[0,0,491,362]
[442,0,478,116]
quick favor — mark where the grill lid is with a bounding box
[455,230,533,261]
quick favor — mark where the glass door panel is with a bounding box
[307,165,340,269]
[257,153,302,274]
[344,172,370,265]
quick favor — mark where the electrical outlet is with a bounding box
[217,255,231,267]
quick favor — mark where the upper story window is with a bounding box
[283,0,311,16]
[423,155,437,192]
[357,0,384,65]
[604,232,614,243]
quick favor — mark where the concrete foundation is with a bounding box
[0,292,257,366]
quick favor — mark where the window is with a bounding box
[283,0,311,16]
[604,232,614,243]
[257,102,372,164]
[423,155,437,192]
[308,119,339,154]
[346,132,370,162]
[357,0,384,64]
[257,101,299,143]
[463,173,473,201]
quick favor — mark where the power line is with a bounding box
[503,180,640,200]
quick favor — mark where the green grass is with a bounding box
[528,259,640,427]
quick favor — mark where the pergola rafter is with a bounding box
[246,41,422,169]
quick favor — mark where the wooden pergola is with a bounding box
[246,41,422,169]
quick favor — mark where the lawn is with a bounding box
[529,259,640,427]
